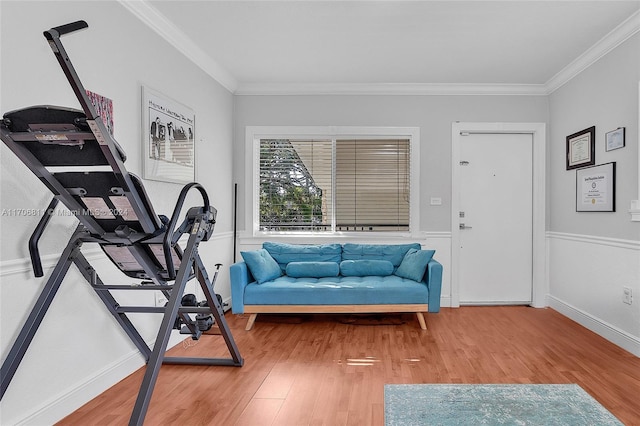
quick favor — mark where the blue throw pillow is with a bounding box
[241,249,282,284]
[286,261,340,278]
[340,260,394,277]
[394,249,435,282]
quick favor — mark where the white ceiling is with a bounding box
[124,1,640,94]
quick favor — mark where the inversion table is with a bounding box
[0,21,243,425]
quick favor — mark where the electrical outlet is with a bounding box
[155,292,168,307]
[622,287,632,305]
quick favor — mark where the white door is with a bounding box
[458,133,533,304]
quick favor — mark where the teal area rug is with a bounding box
[384,384,622,425]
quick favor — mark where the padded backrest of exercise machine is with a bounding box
[52,171,162,233]
[102,244,182,279]
[2,105,127,166]
[53,170,181,278]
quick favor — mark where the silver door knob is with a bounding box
[459,223,473,230]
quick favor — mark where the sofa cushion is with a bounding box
[394,248,435,282]
[340,259,394,277]
[241,249,282,284]
[342,243,421,267]
[243,275,429,306]
[263,242,342,272]
[286,261,340,278]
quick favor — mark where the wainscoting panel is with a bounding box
[547,232,640,357]
[425,232,452,308]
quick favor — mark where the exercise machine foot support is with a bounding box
[0,21,243,426]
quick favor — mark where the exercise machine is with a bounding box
[0,21,243,425]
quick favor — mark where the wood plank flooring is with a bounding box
[57,307,640,425]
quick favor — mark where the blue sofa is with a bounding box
[230,242,442,330]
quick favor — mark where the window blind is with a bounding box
[335,139,410,231]
[259,137,410,232]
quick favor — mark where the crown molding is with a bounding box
[117,0,238,93]
[234,82,549,96]
[121,1,639,97]
[545,8,640,94]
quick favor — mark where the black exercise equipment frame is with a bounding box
[0,21,243,426]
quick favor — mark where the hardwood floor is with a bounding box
[57,307,640,425]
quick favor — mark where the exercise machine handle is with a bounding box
[163,183,211,280]
[29,198,59,277]
[44,20,88,39]
[42,20,103,128]
[42,21,96,120]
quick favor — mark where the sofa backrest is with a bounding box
[263,242,342,272]
[341,243,421,268]
[262,242,423,273]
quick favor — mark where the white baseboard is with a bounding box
[14,349,146,425]
[439,296,452,308]
[548,295,640,357]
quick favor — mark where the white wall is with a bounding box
[548,234,640,355]
[0,1,235,424]
[548,33,640,356]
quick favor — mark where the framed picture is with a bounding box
[566,126,595,170]
[605,127,625,151]
[142,86,195,184]
[576,162,615,212]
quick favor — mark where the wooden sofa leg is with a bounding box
[416,312,427,330]
[245,314,258,331]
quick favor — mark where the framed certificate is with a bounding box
[605,127,625,151]
[566,126,595,170]
[576,162,615,212]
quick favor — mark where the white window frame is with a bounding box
[245,126,421,238]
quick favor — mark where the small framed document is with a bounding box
[605,127,625,151]
[576,162,615,212]
[566,126,595,170]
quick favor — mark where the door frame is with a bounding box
[451,122,546,308]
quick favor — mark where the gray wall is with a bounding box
[549,33,639,240]
[233,94,549,234]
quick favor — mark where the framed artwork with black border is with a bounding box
[576,162,615,212]
[566,126,595,170]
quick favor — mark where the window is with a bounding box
[259,139,332,231]
[248,127,419,234]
